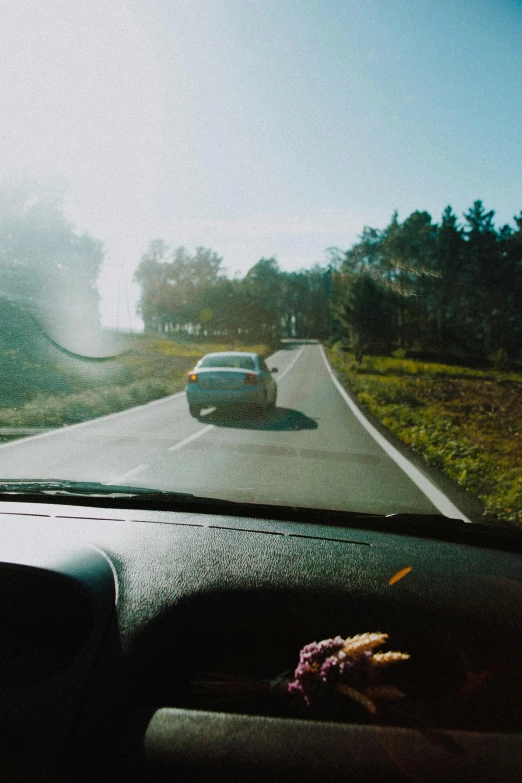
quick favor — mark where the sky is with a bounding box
[0,0,521,329]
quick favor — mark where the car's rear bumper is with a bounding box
[186,386,264,407]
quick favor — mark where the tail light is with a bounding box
[188,373,198,383]
[244,373,258,385]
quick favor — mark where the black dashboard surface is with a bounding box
[0,500,520,782]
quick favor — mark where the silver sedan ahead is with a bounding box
[185,351,278,418]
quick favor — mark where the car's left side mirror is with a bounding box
[271,367,278,373]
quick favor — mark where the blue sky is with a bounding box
[0,0,520,327]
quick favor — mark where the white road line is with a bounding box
[320,345,472,523]
[105,463,148,485]
[168,424,214,452]
[274,346,305,380]
[0,391,186,452]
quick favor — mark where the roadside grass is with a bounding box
[327,343,522,527]
[0,334,273,442]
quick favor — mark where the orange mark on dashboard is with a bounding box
[388,567,412,586]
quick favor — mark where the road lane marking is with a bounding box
[168,424,214,452]
[273,346,304,380]
[105,463,148,485]
[319,345,472,523]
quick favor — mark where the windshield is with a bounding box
[0,1,520,527]
[199,355,256,370]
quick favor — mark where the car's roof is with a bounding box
[200,351,257,359]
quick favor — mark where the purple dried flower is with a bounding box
[288,632,410,712]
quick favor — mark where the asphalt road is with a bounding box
[0,342,472,519]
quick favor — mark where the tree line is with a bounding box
[1,178,519,368]
[135,200,522,366]
[134,240,331,342]
[332,201,522,365]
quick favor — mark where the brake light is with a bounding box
[188,373,198,383]
[244,373,258,385]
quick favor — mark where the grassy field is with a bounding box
[327,344,522,527]
[0,332,273,442]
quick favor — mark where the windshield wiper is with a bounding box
[384,511,518,533]
[0,482,478,523]
[0,481,519,551]
[0,480,196,500]
[0,481,468,526]
[384,512,467,527]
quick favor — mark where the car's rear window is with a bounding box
[199,355,255,370]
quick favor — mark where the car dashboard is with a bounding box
[0,498,521,782]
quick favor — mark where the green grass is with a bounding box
[0,334,273,441]
[327,344,522,527]
[330,346,521,382]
